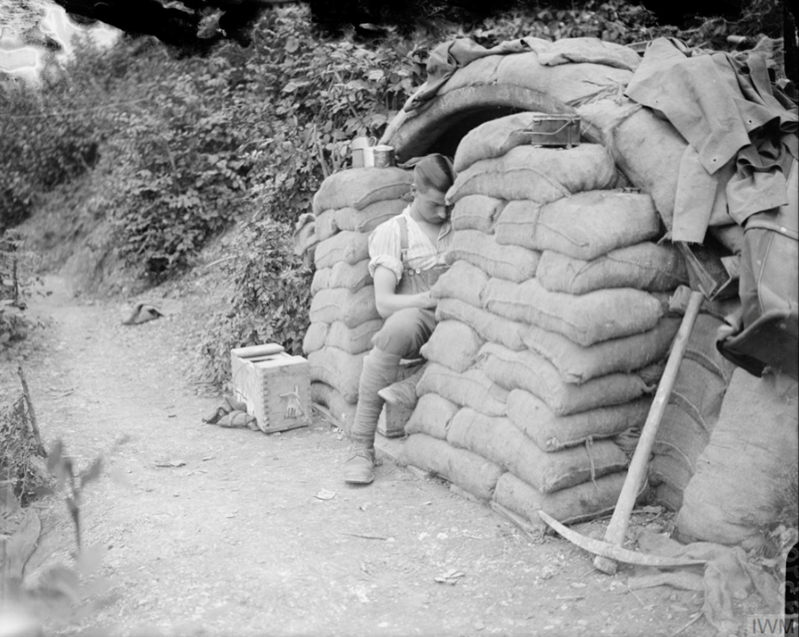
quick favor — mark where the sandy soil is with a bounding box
[2,275,717,637]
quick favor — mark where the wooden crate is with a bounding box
[230,344,312,434]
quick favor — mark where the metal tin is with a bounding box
[373,145,396,168]
[351,136,376,168]
[517,114,581,147]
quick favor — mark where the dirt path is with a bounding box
[8,275,710,637]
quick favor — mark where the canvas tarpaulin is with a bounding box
[625,37,798,243]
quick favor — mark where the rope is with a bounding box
[603,103,644,138]
[584,436,599,491]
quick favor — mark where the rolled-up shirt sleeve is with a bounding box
[367,220,403,282]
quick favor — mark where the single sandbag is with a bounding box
[531,37,640,70]
[405,393,459,440]
[506,388,652,452]
[308,347,366,404]
[302,321,329,355]
[314,209,339,242]
[311,268,330,295]
[329,259,372,292]
[311,382,357,432]
[448,144,619,203]
[676,369,798,547]
[493,51,634,105]
[326,319,383,355]
[314,231,370,269]
[431,260,488,308]
[478,342,654,415]
[445,230,541,283]
[494,191,660,259]
[451,194,506,234]
[536,242,689,294]
[420,320,484,373]
[400,433,504,501]
[417,362,508,417]
[454,112,548,173]
[447,408,628,493]
[312,167,413,214]
[483,277,663,346]
[334,199,406,233]
[521,318,681,384]
[309,286,380,329]
[650,314,736,510]
[578,98,687,233]
[435,298,526,351]
[493,471,629,536]
[424,49,633,109]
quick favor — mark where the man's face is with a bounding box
[415,187,450,225]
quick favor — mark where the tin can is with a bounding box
[373,145,396,168]
[351,136,376,168]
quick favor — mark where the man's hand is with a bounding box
[374,266,438,318]
[416,291,438,310]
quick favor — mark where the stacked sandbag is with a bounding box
[400,114,691,534]
[305,167,413,431]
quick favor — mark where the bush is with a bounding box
[106,56,260,281]
[0,230,40,347]
[0,35,126,232]
[0,393,48,505]
[198,218,312,386]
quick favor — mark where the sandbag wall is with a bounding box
[304,167,413,431]
[400,113,692,534]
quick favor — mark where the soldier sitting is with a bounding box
[344,154,456,485]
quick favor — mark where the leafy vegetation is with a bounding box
[0,440,115,631]
[105,49,260,281]
[0,386,48,505]
[0,230,42,348]
[198,218,313,387]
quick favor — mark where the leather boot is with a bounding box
[378,363,427,410]
[344,348,401,485]
[343,443,376,484]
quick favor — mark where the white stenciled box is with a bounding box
[230,344,312,433]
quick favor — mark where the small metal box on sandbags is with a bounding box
[230,344,312,433]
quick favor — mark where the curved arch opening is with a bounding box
[416,106,527,158]
[382,84,602,163]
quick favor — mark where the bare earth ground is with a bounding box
[2,274,718,637]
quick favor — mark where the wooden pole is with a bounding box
[17,366,46,458]
[0,540,7,602]
[593,290,704,575]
